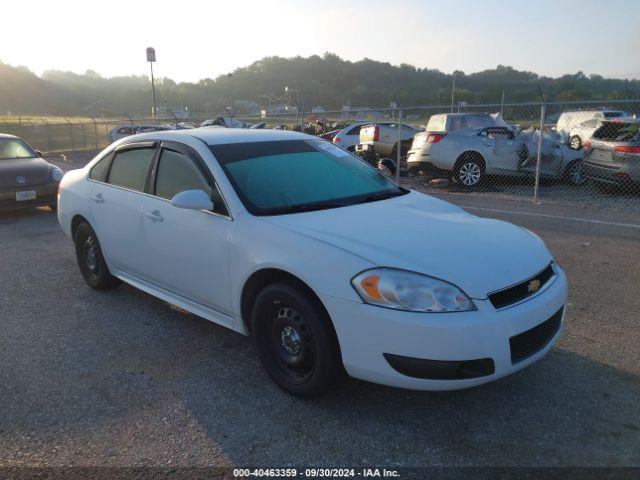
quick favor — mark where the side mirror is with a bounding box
[170,189,213,211]
[378,158,397,176]
[35,149,44,157]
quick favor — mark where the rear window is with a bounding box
[592,122,639,142]
[89,152,114,182]
[0,138,37,160]
[603,111,628,119]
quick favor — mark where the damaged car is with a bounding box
[407,113,584,189]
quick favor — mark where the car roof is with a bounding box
[125,127,313,146]
[0,133,19,140]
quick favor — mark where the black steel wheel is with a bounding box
[251,282,341,397]
[74,222,120,290]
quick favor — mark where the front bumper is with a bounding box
[0,183,58,210]
[320,267,568,391]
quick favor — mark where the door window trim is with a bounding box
[88,141,158,195]
[148,140,232,220]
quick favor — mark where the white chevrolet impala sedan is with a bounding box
[58,128,567,397]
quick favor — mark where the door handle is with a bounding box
[144,210,163,222]
[91,193,104,203]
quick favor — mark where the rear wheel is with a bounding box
[570,135,582,150]
[251,282,341,398]
[454,153,485,189]
[73,223,120,290]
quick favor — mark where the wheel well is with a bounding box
[71,214,90,239]
[454,151,486,172]
[240,269,333,336]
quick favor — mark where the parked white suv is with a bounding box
[555,110,630,149]
[58,128,567,397]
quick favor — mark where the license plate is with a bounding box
[591,149,613,163]
[16,190,36,201]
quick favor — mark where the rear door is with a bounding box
[140,141,233,316]
[89,142,157,276]
[478,127,520,172]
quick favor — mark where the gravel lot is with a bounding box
[0,152,639,468]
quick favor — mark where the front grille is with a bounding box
[510,307,563,364]
[489,263,555,309]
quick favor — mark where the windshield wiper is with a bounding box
[361,190,407,203]
[270,201,350,214]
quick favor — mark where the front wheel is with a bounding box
[251,282,341,398]
[74,223,121,290]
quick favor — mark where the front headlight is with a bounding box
[51,168,63,182]
[351,268,476,312]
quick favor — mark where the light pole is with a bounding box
[146,47,157,123]
[285,85,302,132]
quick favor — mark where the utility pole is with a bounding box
[450,76,456,113]
[146,47,157,123]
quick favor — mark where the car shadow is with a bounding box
[2,278,639,467]
[0,206,56,225]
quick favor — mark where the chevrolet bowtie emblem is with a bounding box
[528,279,541,293]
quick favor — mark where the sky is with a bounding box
[1,0,639,82]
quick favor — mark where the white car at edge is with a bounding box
[57,128,567,397]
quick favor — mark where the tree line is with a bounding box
[1,53,639,117]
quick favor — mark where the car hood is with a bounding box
[0,157,52,188]
[264,191,552,299]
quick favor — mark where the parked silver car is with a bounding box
[355,122,420,163]
[109,125,171,143]
[583,120,640,191]
[407,117,584,189]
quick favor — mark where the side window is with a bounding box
[155,149,211,199]
[154,148,229,216]
[107,147,155,192]
[89,152,114,182]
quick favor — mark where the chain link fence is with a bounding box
[2,99,639,211]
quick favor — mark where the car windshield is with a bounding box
[209,139,407,215]
[0,138,37,160]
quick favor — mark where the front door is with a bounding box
[140,142,233,316]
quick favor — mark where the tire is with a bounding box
[48,204,57,212]
[564,160,585,186]
[250,282,341,398]
[73,222,120,290]
[569,135,582,150]
[454,153,485,189]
